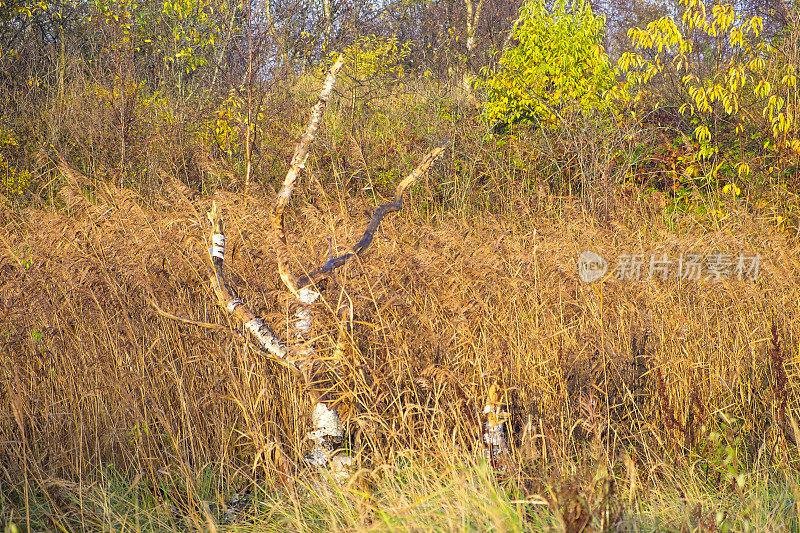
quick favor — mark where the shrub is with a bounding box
[618,0,800,185]
[482,0,616,129]
[0,127,31,199]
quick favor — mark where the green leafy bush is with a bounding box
[482,0,616,129]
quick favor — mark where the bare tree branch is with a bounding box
[297,140,449,289]
[206,201,297,373]
[166,55,452,475]
[272,55,345,297]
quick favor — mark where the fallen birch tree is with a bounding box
[163,56,509,475]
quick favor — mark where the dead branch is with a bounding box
[272,56,345,297]
[148,296,304,376]
[148,297,232,331]
[206,201,297,372]
[161,54,453,474]
[296,141,449,289]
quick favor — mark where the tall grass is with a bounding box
[2,149,800,529]
[2,67,800,531]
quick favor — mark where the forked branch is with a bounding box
[296,141,449,289]
[171,55,452,475]
[269,57,448,295]
[206,202,300,374]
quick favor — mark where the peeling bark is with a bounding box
[305,401,345,467]
[206,202,300,373]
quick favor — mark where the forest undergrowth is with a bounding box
[3,3,800,526]
[1,151,800,530]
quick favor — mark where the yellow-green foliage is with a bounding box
[0,143,26,200]
[0,0,80,64]
[618,0,800,180]
[336,36,411,82]
[331,36,412,111]
[482,0,615,128]
[87,0,225,82]
[137,89,174,124]
[327,37,413,131]
[200,87,273,164]
[211,89,241,157]
[0,128,30,198]
[90,78,141,109]
[161,0,222,74]
[89,0,144,53]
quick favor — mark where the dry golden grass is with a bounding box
[1,161,800,531]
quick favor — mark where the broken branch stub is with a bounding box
[483,380,510,470]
